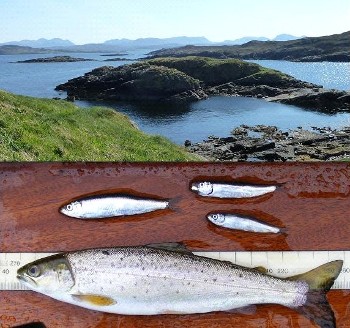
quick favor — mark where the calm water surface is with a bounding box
[248,60,350,91]
[0,53,349,144]
[78,97,349,144]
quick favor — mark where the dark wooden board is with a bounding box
[1,162,350,327]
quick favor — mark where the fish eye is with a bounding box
[212,215,218,221]
[66,202,81,211]
[27,265,41,277]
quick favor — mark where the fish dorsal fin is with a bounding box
[286,260,343,291]
[253,266,268,274]
[146,242,193,255]
[72,294,116,306]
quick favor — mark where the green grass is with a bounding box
[147,56,289,86]
[0,90,199,161]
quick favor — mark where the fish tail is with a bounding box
[288,260,343,328]
[167,196,181,212]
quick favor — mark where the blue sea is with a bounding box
[0,52,349,144]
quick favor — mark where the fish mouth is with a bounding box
[17,274,37,287]
[191,184,199,191]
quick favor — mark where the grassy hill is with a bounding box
[0,90,198,161]
[147,56,292,86]
[149,31,350,62]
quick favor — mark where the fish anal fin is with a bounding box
[253,266,268,274]
[146,242,193,255]
[287,260,343,291]
[226,305,257,315]
[72,294,116,306]
[160,309,189,315]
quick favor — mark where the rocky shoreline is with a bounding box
[185,125,350,161]
[207,83,350,112]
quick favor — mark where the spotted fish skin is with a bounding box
[60,195,169,219]
[191,182,276,198]
[17,245,342,328]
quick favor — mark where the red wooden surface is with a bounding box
[1,162,350,327]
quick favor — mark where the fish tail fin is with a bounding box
[288,260,343,328]
[167,196,181,212]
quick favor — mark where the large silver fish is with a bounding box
[207,213,281,233]
[17,243,341,327]
[191,181,276,198]
[60,194,169,219]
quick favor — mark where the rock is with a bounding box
[268,88,350,112]
[184,140,191,147]
[56,63,205,103]
[231,127,248,136]
[187,125,350,162]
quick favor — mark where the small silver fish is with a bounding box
[60,194,169,219]
[207,213,281,233]
[17,243,342,328]
[191,181,276,198]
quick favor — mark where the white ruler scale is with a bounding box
[1,251,350,291]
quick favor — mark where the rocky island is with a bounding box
[15,56,95,63]
[103,57,134,62]
[148,31,350,62]
[56,56,350,111]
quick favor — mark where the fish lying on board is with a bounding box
[207,213,281,233]
[60,194,170,219]
[17,243,341,328]
[191,181,276,198]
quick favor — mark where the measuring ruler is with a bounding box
[1,251,350,290]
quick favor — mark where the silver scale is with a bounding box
[1,251,350,290]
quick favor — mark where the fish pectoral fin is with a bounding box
[72,294,116,306]
[253,266,268,274]
[146,242,193,255]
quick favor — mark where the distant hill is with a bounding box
[0,35,306,54]
[104,36,211,47]
[221,36,269,45]
[272,34,305,41]
[0,38,75,48]
[0,45,54,55]
[149,31,350,62]
[217,34,302,45]
[56,36,212,53]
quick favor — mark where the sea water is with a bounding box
[0,53,349,144]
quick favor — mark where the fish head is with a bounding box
[17,254,74,293]
[191,182,213,195]
[60,200,84,218]
[207,213,226,225]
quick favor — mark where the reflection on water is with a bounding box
[78,96,350,144]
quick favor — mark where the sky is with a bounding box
[0,0,349,44]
